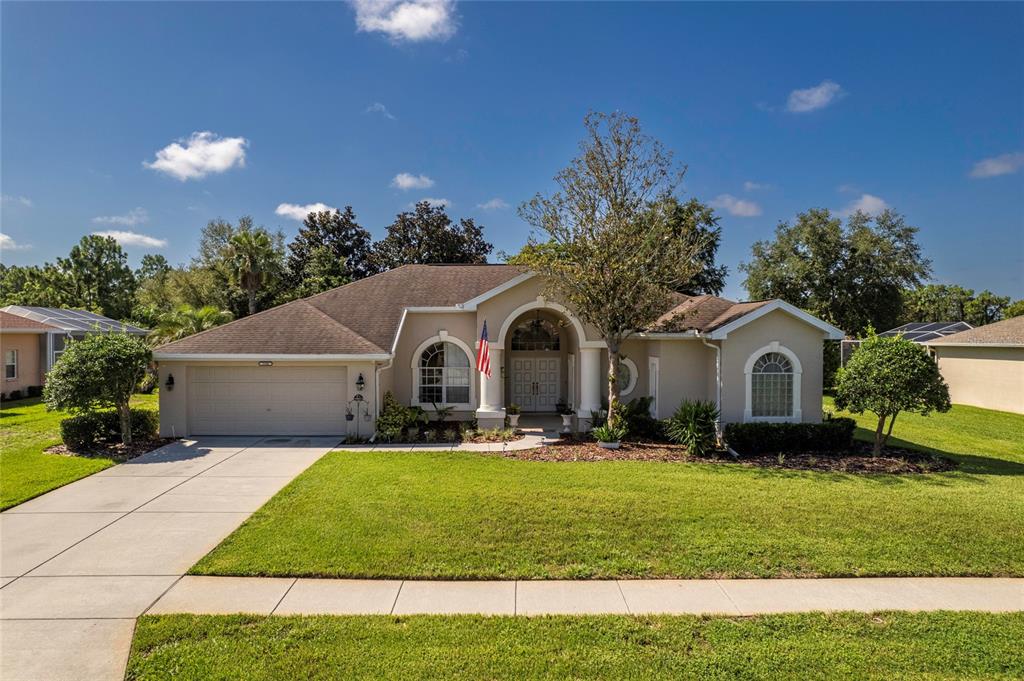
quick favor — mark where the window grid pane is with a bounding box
[752,373,793,417]
[418,343,471,405]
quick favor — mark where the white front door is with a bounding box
[511,357,560,412]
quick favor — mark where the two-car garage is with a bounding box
[183,365,349,436]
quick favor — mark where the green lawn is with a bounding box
[127,612,1024,681]
[0,393,159,510]
[192,400,1024,579]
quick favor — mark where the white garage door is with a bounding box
[188,366,347,436]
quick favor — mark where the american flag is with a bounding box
[476,321,491,378]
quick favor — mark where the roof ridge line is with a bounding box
[299,300,387,354]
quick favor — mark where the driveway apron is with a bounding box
[0,436,338,681]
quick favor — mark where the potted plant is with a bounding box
[506,403,521,428]
[556,402,575,433]
[592,423,626,450]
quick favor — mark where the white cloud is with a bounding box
[92,230,168,248]
[92,207,149,227]
[786,80,845,113]
[418,197,449,208]
[392,172,434,190]
[275,202,337,221]
[477,197,509,210]
[352,0,457,42]
[1,194,32,207]
[742,181,769,192]
[0,233,31,251]
[839,193,889,217]
[969,152,1024,178]
[365,102,396,120]
[144,131,248,181]
[711,194,762,217]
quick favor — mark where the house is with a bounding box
[153,264,844,437]
[924,316,1024,415]
[152,264,844,437]
[0,306,149,397]
[840,321,972,366]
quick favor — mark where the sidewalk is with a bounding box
[142,575,1024,617]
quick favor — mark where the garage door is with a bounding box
[188,366,347,436]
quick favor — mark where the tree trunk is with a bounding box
[872,414,886,457]
[119,401,133,446]
[882,412,898,450]
[606,341,621,427]
[247,288,257,316]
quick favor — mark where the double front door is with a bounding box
[511,357,560,412]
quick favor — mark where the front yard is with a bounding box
[0,393,158,510]
[127,611,1023,680]
[192,401,1024,579]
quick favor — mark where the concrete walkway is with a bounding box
[343,419,563,453]
[0,436,339,681]
[145,576,1023,617]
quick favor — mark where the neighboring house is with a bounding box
[0,306,149,395]
[153,264,843,437]
[840,321,972,366]
[924,316,1024,415]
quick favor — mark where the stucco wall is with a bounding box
[390,311,478,419]
[719,309,826,424]
[933,346,1024,414]
[1,333,44,395]
[157,360,376,437]
[645,339,715,419]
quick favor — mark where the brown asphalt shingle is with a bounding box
[927,315,1024,346]
[0,311,58,331]
[154,264,777,356]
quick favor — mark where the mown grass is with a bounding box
[127,612,1024,681]
[192,401,1024,579]
[0,393,158,510]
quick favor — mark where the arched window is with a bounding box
[510,317,561,351]
[418,341,471,405]
[750,351,794,418]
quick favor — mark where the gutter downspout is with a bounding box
[699,333,722,435]
[370,358,393,443]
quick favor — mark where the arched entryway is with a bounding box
[503,308,577,413]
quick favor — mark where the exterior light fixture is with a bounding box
[356,373,366,392]
[165,374,175,391]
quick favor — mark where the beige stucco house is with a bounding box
[925,316,1024,415]
[153,264,844,437]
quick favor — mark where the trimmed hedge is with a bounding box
[724,417,855,456]
[60,409,160,449]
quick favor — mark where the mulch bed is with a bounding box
[506,437,956,474]
[45,437,176,462]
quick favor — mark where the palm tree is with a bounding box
[153,304,233,343]
[227,227,281,315]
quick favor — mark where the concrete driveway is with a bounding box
[0,435,339,681]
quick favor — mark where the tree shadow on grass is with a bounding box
[0,396,44,418]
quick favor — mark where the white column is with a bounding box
[476,349,504,428]
[578,347,602,418]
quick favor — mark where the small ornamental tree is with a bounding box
[834,332,951,456]
[44,333,152,445]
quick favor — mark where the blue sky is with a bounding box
[2,1,1022,300]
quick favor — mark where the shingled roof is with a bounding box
[155,264,525,356]
[0,310,58,332]
[926,315,1024,347]
[154,264,780,357]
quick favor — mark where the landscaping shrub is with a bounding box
[617,396,664,440]
[8,390,22,401]
[26,385,43,398]
[60,408,159,450]
[724,417,856,456]
[136,372,157,394]
[375,391,426,441]
[592,423,627,443]
[665,400,720,457]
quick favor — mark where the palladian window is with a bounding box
[418,342,471,405]
[750,352,794,417]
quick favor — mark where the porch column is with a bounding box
[578,347,602,420]
[476,348,505,428]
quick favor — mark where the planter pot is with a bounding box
[508,414,520,428]
[560,414,573,434]
[597,441,621,450]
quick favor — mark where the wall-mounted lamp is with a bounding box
[165,373,175,391]
[355,373,366,392]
